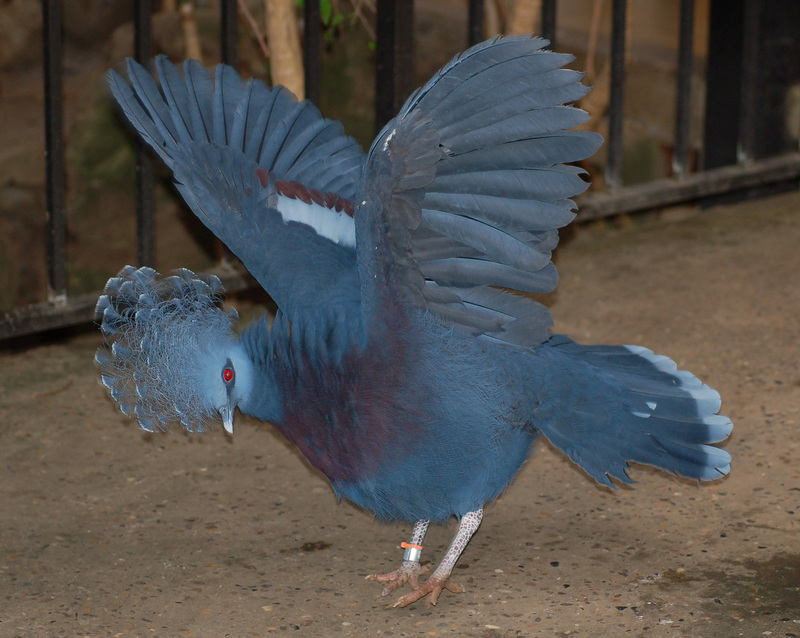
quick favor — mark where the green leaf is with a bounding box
[320,0,332,25]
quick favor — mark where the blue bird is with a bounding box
[95,35,732,607]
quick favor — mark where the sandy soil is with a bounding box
[1,191,799,637]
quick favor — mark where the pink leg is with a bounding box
[393,509,484,608]
[367,519,430,595]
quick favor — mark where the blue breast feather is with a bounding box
[237,302,537,522]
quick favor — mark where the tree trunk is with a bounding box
[509,0,540,35]
[585,0,605,84]
[487,0,509,34]
[180,1,203,62]
[578,0,635,132]
[264,0,304,100]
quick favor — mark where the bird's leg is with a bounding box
[392,508,483,608]
[367,519,430,595]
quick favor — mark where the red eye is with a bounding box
[222,367,234,383]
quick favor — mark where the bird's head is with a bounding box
[95,266,253,434]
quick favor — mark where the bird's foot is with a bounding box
[391,574,464,608]
[369,510,480,607]
[366,560,430,596]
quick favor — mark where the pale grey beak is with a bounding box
[220,404,234,434]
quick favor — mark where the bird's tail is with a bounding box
[534,336,732,487]
[95,266,238,432]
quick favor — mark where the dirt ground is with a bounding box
[1,190,799,638]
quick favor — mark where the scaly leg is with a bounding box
[367,519,430,595]
[368,509,484,607]
[393,509,483,607]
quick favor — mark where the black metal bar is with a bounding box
[737,0,760,162]
[605,0,627,189]
[703,0,744,169]
[753,1,800,159]
[42,0,67,302]
[468,0,484,47]
[134,0,153,69]
[221,0,238,68]
[673,0,694,176]
[541,0,557,49]
[304,0,321,104]
[375,0,414,130]
[134,0,155,267]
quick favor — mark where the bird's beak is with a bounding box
[220,404,234,435]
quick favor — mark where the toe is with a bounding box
[380,577,408,597]
[368,562,428,597]
[391,576,462,608]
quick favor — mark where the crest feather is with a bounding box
[95,266,238,432]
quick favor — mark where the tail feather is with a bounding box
[650,434,731,481]
[537,337,732,486]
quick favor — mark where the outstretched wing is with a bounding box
[356,35,602,347]
[108,56,367,314]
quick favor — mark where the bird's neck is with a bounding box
[237,305,365,426]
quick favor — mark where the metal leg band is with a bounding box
[401,542,423,563]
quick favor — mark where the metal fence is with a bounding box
[2,0,799,341]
